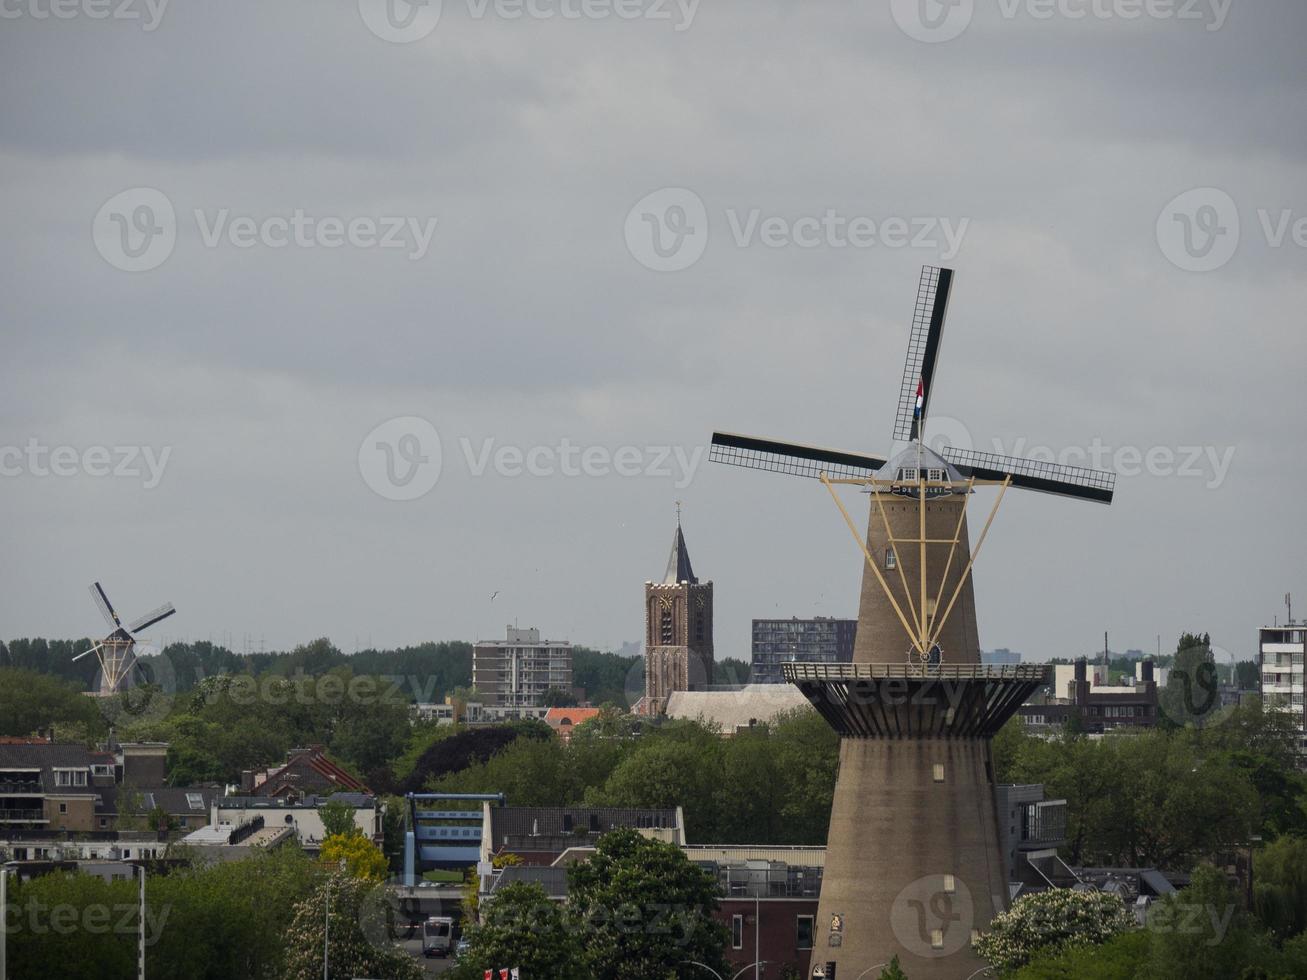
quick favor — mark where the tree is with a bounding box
[146,846,319,979]
[0,666,106,739]
[878,955,910,979]
[320,832,389,883]
[1144,864,1277,980]
[1255,835,1307,941]
[591,732,724,841]
[973,888,1135,973]
[318,797,359,839]
[1160,632,1222,728]
[462,851,522,921]
[714,657,752,685]
[3,872,139,979]
[449,881,585,980]
[1012,929,1151,979]
[541,686,579,707]
[281,872,424,980]
[567,828,730,980]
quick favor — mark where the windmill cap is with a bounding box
[876,444,966,485]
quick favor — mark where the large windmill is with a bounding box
[73,582,175,696]
[709,266,1114,980]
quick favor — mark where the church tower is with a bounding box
[642,513,714,715]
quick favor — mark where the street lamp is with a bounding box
[853,964,887,980]
[323,859,345,980]
[680,961,724,979]
[1,865,9,980]
[137,864,146,980]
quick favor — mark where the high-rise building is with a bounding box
[1259,622,1307,753]
[642,518,714,715]
[473,626,572,708]
[981,648,1022,666]
[751,617,857,684]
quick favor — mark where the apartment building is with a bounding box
[750,617,856,684]
[1259,623,1307,753]
[473,626,572,708]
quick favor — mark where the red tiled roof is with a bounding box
[544,708,601,728]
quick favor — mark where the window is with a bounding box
[931,928,945,950]
[899,467,918,482]
[731,915,743,950]
[885,549,897,570]
[187,793,205,811]
[796,915,814,950]
[928,468,945,482]
[59,803,68,814]
[943,874,955,894]
[933,764,945,783]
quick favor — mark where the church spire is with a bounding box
[662,506,697,584]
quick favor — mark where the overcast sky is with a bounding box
[1,0,1303,671]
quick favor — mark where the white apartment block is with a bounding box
[473,626,572,708]
[1259,623,1307,753]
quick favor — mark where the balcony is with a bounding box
[0,781,43,795]
[0,808,48,823]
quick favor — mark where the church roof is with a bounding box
[662,524,697,584]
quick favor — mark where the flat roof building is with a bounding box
[473,626,572,708]
[1259,622,1307,754]
[751,618,856,684]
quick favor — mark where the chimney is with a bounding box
[1141,660,1155,683]
[1074,659,1087,682]
[240,770,255,794]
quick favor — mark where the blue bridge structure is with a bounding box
[402,791,505,887]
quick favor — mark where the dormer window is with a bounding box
[899,467,919,482]
[928,468,945,482]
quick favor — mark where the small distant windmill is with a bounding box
[72,582,175,695]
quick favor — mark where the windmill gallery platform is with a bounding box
[710,265,1115,978]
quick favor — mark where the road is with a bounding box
[397,937,460,975]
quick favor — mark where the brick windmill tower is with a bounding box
[710,267,1114,979]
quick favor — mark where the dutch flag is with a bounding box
[914,378,924,418]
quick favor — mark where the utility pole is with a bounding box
[2,865,8,980]
[323,875,330,980]
[755,892,760,980]
[138,864,146,980]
